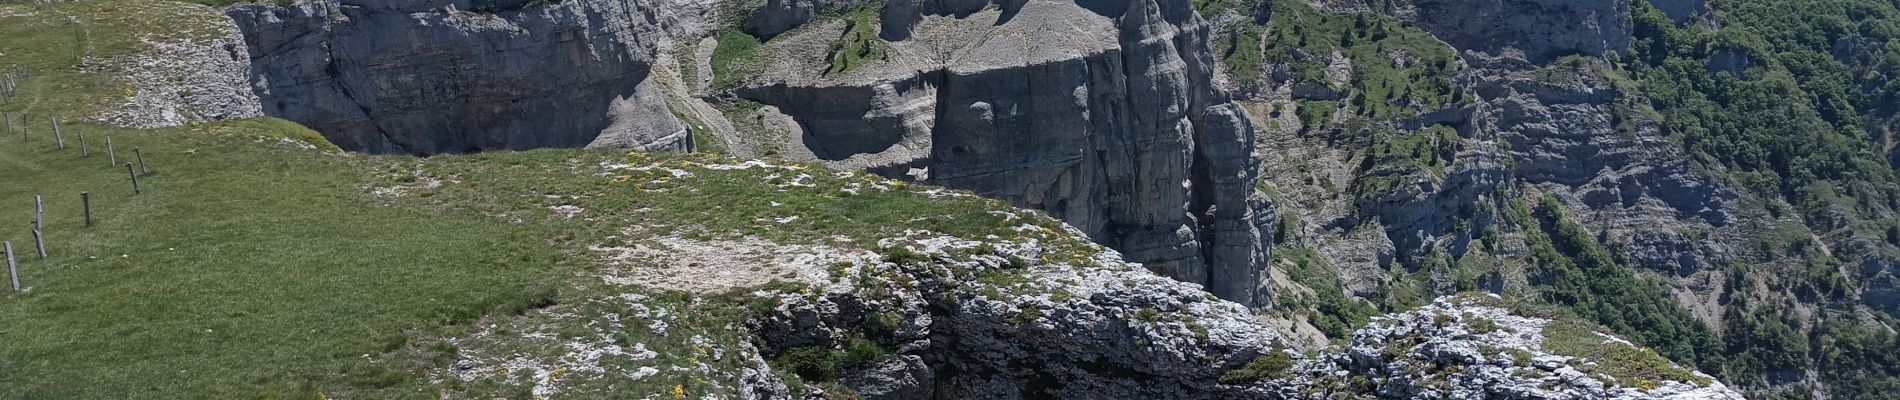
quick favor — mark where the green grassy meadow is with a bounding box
[0,118,575,398]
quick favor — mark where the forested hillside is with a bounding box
[1204,0,1900,398]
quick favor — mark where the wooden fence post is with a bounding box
[32,229,45,260]
[82,192,91,227]
[6,241,18,292]
[53,116,64,150]
[127,163,141,195]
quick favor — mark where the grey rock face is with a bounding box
[1243,0,1757,341]
[743,0,862,37]
[1862,256,1900,317]
[93,2,262,129]
[840,355,933,400]
[736,0,1272,308]
[225,0,687,154]
[1245,295,1747,400]
[748,230,1747,398]
[750,233,1280,399]
[1383,0,1632,64]
[1477,59,1742,279]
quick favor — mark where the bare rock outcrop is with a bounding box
[1236,295,1747,400]
[740,224,1746,398]
[225,0,689,154]
[752,235,1751,398]
[745,230,1281,398]
[79,1,263,129]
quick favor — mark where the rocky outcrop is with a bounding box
[87,1,263,129]
[731,0,1273,308]
[1249,0,1743,327]
[741,0,861,37]
[1477,58,1742,280]
[736,223,1744,398]
[1236,295,1747,400]
[225,0,689,154]
[752,233,1279,398]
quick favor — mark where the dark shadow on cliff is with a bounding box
[736,74,937,162]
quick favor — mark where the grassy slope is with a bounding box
[0,2,562,397]
[0,120,1055,398]
[0,121,568,398]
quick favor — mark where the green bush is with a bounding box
[1277,247,1379,338]
[1258,1,1463,117]
[710,28,762,90]
[1468,316,1499,334]
[823,6,887,76]
[1219,349,1295,384]
[882,246,930,266]
[1217,24,1266,82]
[1520,197,1725,375]
[1543,318,1711,387]
[772,338,887,383]
[775,346,842,382]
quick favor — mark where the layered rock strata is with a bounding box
[225,0,689,154]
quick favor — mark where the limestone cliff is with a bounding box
[722,0,1274,308]
[94,3,263,129]
[1,0,263,129]
[225,0,690,154]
